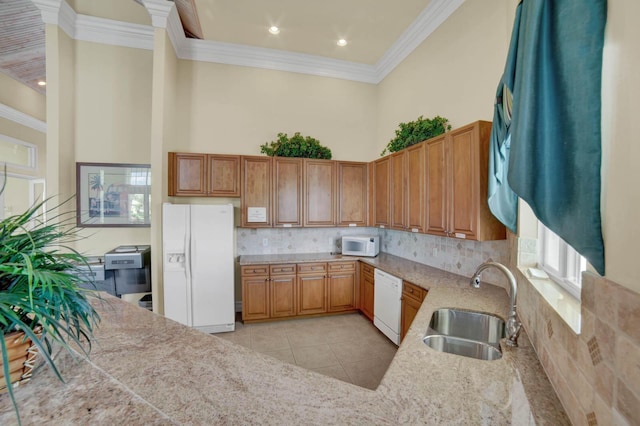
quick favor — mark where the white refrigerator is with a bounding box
[162,203,235,333]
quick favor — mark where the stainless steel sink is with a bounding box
[422,335,503,361]
[423,308,505,361]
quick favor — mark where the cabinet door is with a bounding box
[327,262,356,312]
[208,155,240,197]
[360,263,375,321]
[372,157,390,227]
[273,158,302,227]
[400,294,422,342]
[169,152,207,196]
[241,156,272,227]
[242,275,270,321]
[406,143,425,232]
[425,135,448,236]
[390,152,406,230]
[449,125,479,240]
[337,162,368,226]
[304,159,336,226]
[296,274,327,315]
[270,275,296,318]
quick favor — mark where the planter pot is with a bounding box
[0,329,39,392]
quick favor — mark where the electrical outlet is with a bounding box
[262,238,268,247]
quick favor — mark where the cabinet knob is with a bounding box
[408,288,414,293]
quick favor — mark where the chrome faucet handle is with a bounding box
[470,276,481,288]
[505,316,522,347]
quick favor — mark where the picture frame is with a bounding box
[76,162,151,227]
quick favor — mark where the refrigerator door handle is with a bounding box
[184,228,193,325]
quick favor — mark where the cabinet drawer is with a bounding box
[328,261,355,272]
[297,262,327,274]
[270,264,296,275]
[360,262,374,277]
[402,281,426,302]
[242,265,269,276]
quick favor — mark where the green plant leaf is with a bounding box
[381,115,452,156]
[0,178,101,424]
[260,132,332,159]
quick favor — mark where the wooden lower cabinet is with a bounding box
[327,261,356,312]
[296,262,327,315]
[360,262,375,321]
[270,264,296,318]
[242,261,360,321]
[400,281,427,341]
[241,271,270,321]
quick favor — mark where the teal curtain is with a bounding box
[488,5,522,234]
[499,0,607,275]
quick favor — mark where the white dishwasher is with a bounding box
[373,268,403,345]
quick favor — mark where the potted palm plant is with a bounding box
[0,174,101,424]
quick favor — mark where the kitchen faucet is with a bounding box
[470,262,522,347]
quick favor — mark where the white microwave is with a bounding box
[342,235,380,257]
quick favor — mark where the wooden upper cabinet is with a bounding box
[168,152,207,196]
[425,135,448,236]
[304,159,336,227]
[406,143,426,233]
[208,155,240,197]
[390,151,407,230]
[168,152,240,197]
[382,145,425,233]
[372,156,391,227]
[241,156,272,227]
[425,121,506,241]
[449,124,479,239]
[273,157,303,227]
[337,161,368,227]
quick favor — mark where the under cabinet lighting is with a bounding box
[269,26,280,35]
[337,39,347,47]
[37,80,46,86]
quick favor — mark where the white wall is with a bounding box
[72,40,153,255]
[600,0,640,292]
[174,61,378,161]
[375,0,511,159]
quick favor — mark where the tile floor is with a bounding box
[216,312,398,390]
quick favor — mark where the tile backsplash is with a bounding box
[236,227,509,288]
[511,232,640,425]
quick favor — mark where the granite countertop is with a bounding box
[0,253,569,425]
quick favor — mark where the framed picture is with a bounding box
[76,162,151,227]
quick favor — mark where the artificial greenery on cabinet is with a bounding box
[260,132,332,159]
[381,115,452,156]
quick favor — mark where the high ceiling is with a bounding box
[194,0,431,64]
[0,0,435,95]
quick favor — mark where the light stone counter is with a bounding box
[0,253,568,425]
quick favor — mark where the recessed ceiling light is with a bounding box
[37,80,46,86]
[268,26,280,35]
[337,39,347,47]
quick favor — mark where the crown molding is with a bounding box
[75,15,154,51]
[0,103,47,133]
[31,0,75,38]
[34,0,465,84]
[179,39,379,83]
[375,0,465,82]
[165,6,188,53]
[141,0,176,29]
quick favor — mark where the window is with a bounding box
[0,135,37,170]
[538,222,586,300]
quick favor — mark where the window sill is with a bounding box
[517,266,581,334]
